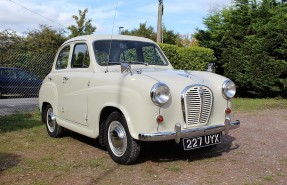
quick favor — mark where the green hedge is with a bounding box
[159,43,215,71]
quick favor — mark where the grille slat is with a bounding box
[183,86,213,126]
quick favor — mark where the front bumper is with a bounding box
[138,116,240,143]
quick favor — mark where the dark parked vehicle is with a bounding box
[0,67,42,98]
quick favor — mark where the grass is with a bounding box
[263,175,275,182]
[232,98,287,112]
[0,98,286,184]
[0,111,115,184]
[166,164,181,172]
[0,112,42,133]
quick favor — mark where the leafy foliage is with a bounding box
[194,0,287,97]
[121,22,183,46]
[68,8,96,38]
[121,22,156,41]
[159,43,215,71]
[24,25,66,52]
[0,25,63,79]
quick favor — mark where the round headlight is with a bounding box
[150,82,171,106]
[222,80,236,99]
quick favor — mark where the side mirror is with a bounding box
[207,63,215,73]
[121,63,132,75]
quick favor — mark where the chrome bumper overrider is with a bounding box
[138,117,240,144]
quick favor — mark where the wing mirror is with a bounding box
[121,63,132,75]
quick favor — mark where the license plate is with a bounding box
[182,133,221,150]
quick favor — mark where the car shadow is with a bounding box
[137,135,240,164]
[64,130,105,149]
[0,153,21,175]
[64,131,240,164]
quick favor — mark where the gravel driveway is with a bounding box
[0,98,38,116]
[0,108,286,185]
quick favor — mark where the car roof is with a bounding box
[62,34,155,46]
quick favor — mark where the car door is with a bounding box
[47,45,71,118]
[61,43,93,126]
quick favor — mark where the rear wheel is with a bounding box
[44,104,64,138]
[104,112,141,164]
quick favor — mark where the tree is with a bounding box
[194,0,287,97]
[24,25,66,52]
[68,8,96,38]
[121,22,181,46]
[162,26,181,46]
[121,22,156,41]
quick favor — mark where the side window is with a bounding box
[56,46,70,70]
[18,70,36,80]
[3,69,17,79]
[120,48,138,63]
[71,44,90,68]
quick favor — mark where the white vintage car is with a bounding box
[39,35,240,164]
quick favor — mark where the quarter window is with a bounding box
[72,44,90,68]
[56,46,70,70]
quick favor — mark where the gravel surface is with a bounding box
[0,109,286,185]
[0,98,38,116]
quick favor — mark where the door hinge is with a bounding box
[87,81,90,87]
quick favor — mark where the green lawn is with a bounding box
[0,98,286,184]
[232,98,287,112]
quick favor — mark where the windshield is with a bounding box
[93,40,168,66]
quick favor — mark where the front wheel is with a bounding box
[44,104,64,138]
[104,112,141,164]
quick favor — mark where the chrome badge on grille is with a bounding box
[198,87,204,97]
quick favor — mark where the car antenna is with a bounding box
[105,1,119,73]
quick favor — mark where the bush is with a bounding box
[159,43,215,71]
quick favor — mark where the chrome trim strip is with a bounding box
[138,120,240,142]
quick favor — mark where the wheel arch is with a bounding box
[98,105,137,142]
[99,106,124,126]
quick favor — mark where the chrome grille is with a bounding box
[182,85,213,126]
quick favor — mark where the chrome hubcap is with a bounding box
[47,108,56,133]
[108,121,127,157]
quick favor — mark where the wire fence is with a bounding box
[0,49,55,116]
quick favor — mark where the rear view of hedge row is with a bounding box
[159,43,215,71]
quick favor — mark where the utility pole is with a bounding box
[157,0,163,43]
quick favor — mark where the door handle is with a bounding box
[63,77,69,81]
[48,77,52,81]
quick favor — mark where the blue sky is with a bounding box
[0,0,232,36]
